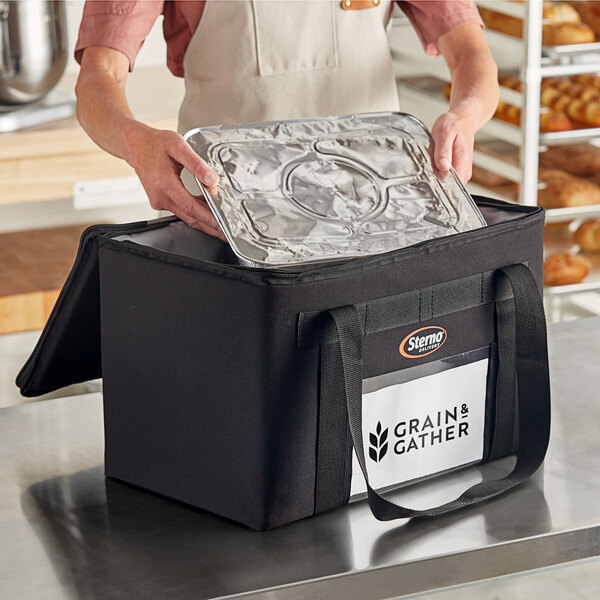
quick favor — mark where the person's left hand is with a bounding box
[430,108,477,183]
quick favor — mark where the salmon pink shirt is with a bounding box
[74,1,484,77]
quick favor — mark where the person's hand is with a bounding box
[430,108,477,184]
[123,123,226,240]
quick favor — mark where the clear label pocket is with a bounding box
[350,347,490,497]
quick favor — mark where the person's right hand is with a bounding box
[123,122,226,240]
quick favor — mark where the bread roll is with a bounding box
[539,110,575,131]
[490,92,573,131]
[540,82,600,127]
[499,76,522,91]
[495,100,521,126]
[543,22,595,45]
[543,252,591,285]
[539,167,577,183]
[572,1,600,35]
[540,143,600,175]
[538,169,600,208]
[480,5,593,44]
[493,104,573,131]
[565,97,600,125]
[479,8,523,38]
[544,2,581,24]
[589,170,600,186]
[542,76,561,88]
[554,79,600,102]
[571,73,600,89]
[574,219,600,250]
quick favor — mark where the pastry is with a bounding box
[480,5,594,44]
[495,100,521,126]
[539,83,600,127]
[543,252,591,285]
[479,8,523,38]
[540,143,600,175]
[571,1,600,35]
[553,79,600,102]
[538,169,600,208]
[572,73,600,91]
[499,76,521,91]
[539,167,577,182]
[539,109,575,131]
[499,77,577,130]
[574,219,600,250]
[481,81,574,131]
[542,22,595,45]
[543,2,581,24]
[589,170,600,186]
[565,98,600,126]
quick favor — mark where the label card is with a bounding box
[350,358,488,497]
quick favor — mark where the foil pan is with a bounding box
[184,113,486,267]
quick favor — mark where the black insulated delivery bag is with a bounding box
[17,197,551,530]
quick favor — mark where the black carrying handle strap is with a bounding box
[325,263,551,520]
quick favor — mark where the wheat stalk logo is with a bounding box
[369,421,388,463]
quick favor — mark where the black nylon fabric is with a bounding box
[322,264,550,520]
[16,222,150,397]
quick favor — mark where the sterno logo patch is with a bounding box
[399,326,447,359]
[369,421,388,462]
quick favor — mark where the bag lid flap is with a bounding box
[16,222,148,397]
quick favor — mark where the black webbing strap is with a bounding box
[314,264,550,520]
[314,343,353,513]
[298,270,511,348]
[488,297,517,460]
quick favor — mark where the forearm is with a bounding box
[74,47,221,238]
[446,48,499,130]
[431,22,498,180]
[438,21,499,130]
[75,50,146,166]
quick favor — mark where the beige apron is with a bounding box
[177,0,400,134]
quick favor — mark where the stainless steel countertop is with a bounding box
[1,317,599,600]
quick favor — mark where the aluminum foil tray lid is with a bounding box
[184,113,487,267]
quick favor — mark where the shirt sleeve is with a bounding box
[74,1,164,70]
[397,1,484,57]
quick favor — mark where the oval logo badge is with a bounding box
[399,326,447,359]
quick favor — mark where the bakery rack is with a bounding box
[390,0,600,317]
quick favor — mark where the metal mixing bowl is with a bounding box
[0,0,68,105]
